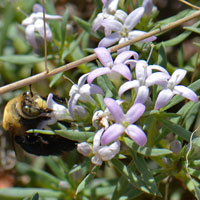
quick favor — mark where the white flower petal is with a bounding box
[107,0,119,14]
[173,85,198,102]
[34,19,52,41]
[77,73,89,86]
[126,103,146,124]
[87,67,111,85]
[115,9,128,22]
[92,13,104,32]
[68,93,80,118]
[104,98,124,123]
[35,12,62,20]
[79,85,97,104]
[129,30,156,42]
[22,16,34,26]
[98,32,120,47]
[135,60,150,81]
[25,25,38,49]
[94,47,113,67]
[101,123,125,145]
[114,51,138,64]
[146,72,169,87]
[124,7,144,30]
[124,60,137,69]
[118,80,139,97]
[46,93,72,123]
[69,84,79,97]
[154,89,174,109]
[93,128,104,153]
[99,140,120,161]
[134,86,149,104]
[43,13,62,20]
[126,124,147,146]
[112,63,132,80]
[89,84,104,96]
[169,69,186,86]
[102,19,122,32]
[142,0,154,15]
[91,155,103,166]
[77,142,92,157]
[149,64,170,75]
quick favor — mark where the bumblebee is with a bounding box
[2,92,75,156]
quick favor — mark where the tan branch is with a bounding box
[178,0,200,10]
[0,10,200,95]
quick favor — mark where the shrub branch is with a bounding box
[0,10,200,95]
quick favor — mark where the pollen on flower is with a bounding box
[120,27,129,37]
[121,120,129,128]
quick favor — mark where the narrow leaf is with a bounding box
[44,157,65,179]
[0,188,64,199]
[55,129,95,142]
[32,193,39,200]
[156,21,200,48]
[132,154,161,196]
[157,43,167,68]
[61,9,69,49]
[195,186,200,200]
[111,176,142,200]
[0,55,52,64]
[124,137,172,157]
[160,119,192,142]
[111,159,152,194]
[76,166,99,195]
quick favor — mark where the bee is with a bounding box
[2,92,76,156]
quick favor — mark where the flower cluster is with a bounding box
[22,4,62,51]
[22,0,198,167]
[93,0,156,53]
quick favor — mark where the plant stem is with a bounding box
[0,10,200,94]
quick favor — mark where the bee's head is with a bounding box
[21,92,50,118]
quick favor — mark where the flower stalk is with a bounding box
[0,10,200,95]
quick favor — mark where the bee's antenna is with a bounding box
[41,0,49,73]
[29,85,33,97]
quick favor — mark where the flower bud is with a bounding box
[77,142,92,157]
[170,140,182,154]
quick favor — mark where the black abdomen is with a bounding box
[15,133,76,156]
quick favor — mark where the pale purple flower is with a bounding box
[101,98,147,146]
[68,73,104,118]
[98,7,156,53]
[155,69,198,109]
[142,0,154,15]
[118,60,170,104]
[35,93,72,129]
[92,128,120,166]
[92,0,120,33]
[92,100,124,129]
[87,47,138,86]
[22,4,62,50]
